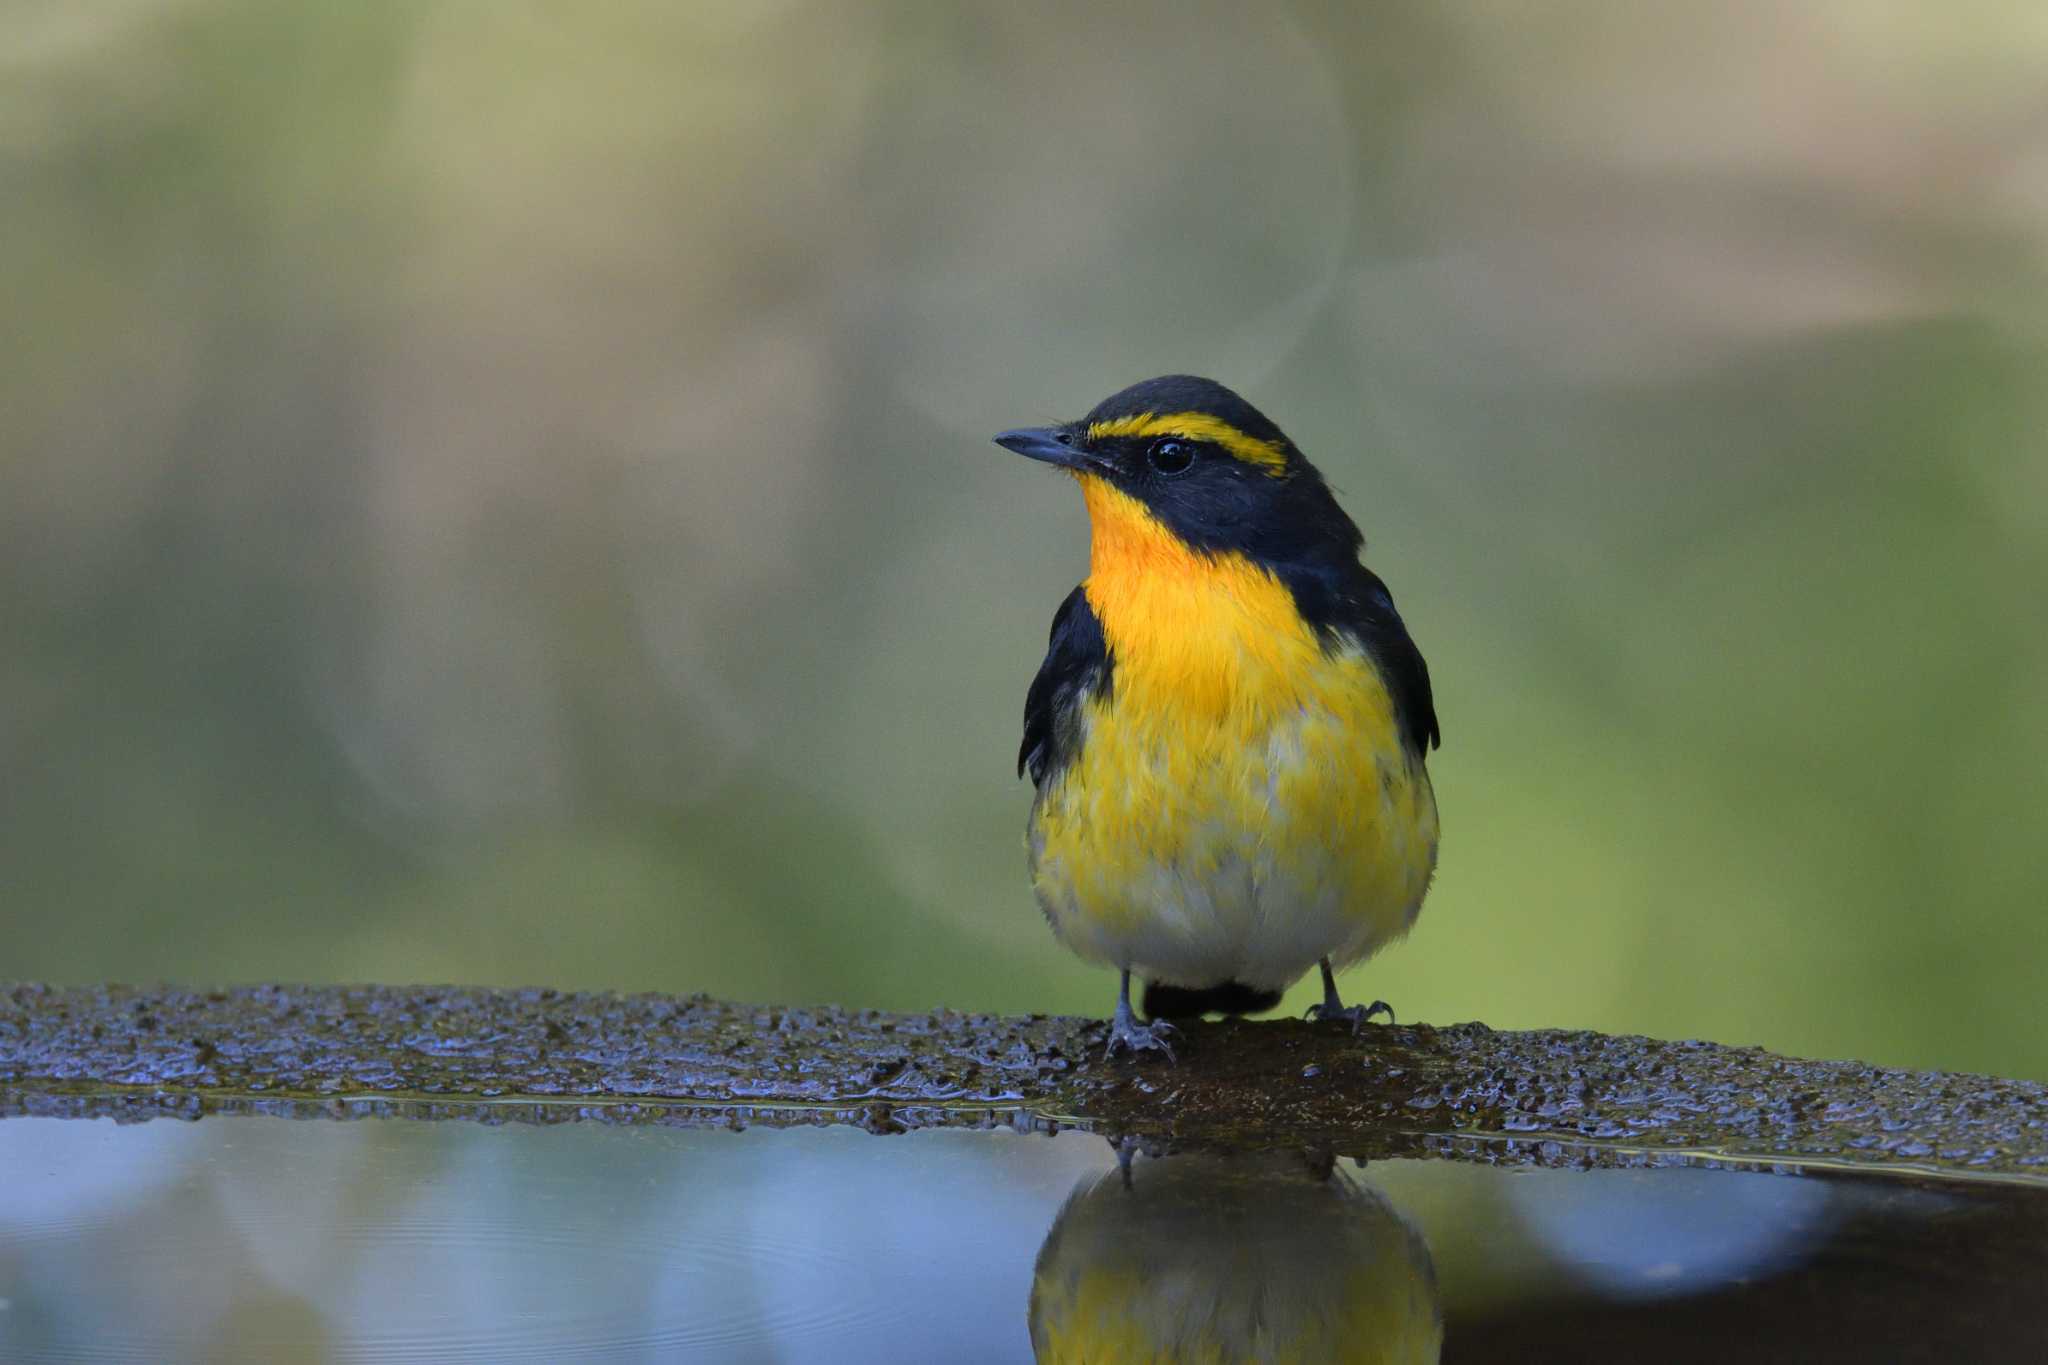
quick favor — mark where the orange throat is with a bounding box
[1074,474,1323,715]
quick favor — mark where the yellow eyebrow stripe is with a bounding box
[1085,411,1291,476]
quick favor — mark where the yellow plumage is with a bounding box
[1028,477,1438,994]
[1029,1151,1443,1364]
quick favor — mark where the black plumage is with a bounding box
[1019,586,1112,789]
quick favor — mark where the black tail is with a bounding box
[1142,979,1285,1020]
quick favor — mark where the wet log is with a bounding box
[3,983,2044,1179]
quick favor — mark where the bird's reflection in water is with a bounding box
[1030,1144,1442,1364]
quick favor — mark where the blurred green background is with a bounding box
[5,1,2045,1079]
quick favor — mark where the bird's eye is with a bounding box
[1147,438,1196,476]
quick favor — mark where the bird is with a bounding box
[1029,1146,1443,1364]
[994,375,1440,1059]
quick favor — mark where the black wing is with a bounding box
[1277,559,1440,757]
[1020,586,1113,789]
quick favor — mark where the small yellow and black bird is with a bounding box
[1029,1148,1443,1363]
[995,376,1440,1057]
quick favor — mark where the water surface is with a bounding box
[2,1117,2042,1362]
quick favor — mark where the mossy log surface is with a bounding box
[4,983,2046,1179]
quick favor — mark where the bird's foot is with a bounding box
[1104,1012,1177,1062]
[1108,1134,1157,1188]
[1305,999,1395,1035]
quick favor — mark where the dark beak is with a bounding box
[993,425,1088,470]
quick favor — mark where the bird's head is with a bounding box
[993,375,1361,569]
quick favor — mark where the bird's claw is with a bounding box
[1305,999,1395,1035]
[1105,1014,1177,1061]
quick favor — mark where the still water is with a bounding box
[1,1116,2042,1362]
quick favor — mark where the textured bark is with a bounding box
[4,983,2045,1179]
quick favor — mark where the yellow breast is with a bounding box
[1030,1152,1443,1365]
[1027,477,1437,989]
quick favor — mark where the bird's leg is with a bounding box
[1105,970,1176,1061]
[1304,958,1395,1035]
[1109,1134,1141,1189]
